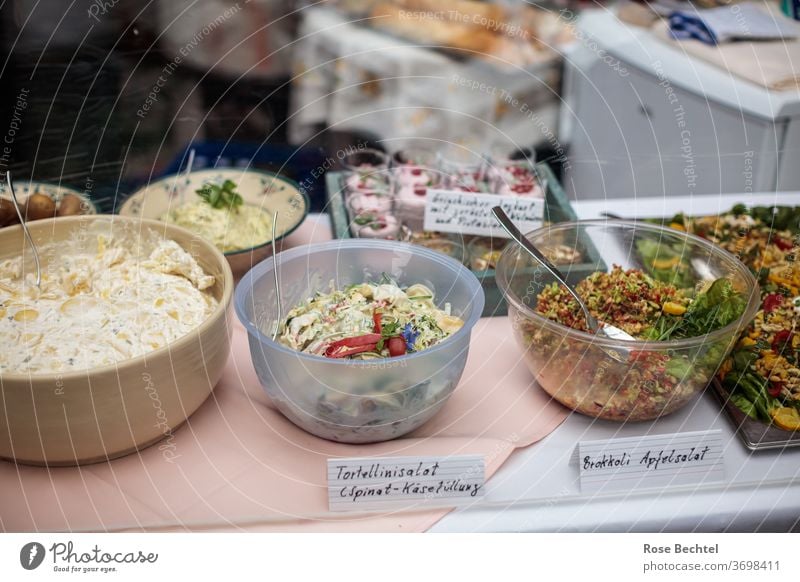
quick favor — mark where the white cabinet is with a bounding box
[561,11,800,201]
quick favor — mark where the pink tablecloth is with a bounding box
[0,221,569,532]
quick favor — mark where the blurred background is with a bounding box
[1,0,799,212]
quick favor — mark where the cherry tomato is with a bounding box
[387,336,407,357]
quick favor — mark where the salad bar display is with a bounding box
[2,152,797,467]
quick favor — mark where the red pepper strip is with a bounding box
[774,237,793,251]
[326,343,379,358]
[373,311,382,334]
[324,333,382,357]
[768,382,784,397]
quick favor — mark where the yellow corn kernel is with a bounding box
[13,308,38,322]
[662,301,687,315]
[737,337,757,348]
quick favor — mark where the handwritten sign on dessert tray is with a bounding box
[423,190,545,237]
[577,429,725,493]
[328,455,485,512]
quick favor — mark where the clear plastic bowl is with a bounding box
[495,220,761,422]
[235,239,485,443]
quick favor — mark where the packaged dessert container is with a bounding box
[234,239,485,443]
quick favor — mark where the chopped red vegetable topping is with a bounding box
[387,336,407,357]
[763,293,784,313]
[768,382,784,397]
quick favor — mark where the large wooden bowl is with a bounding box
[0,216,233,466]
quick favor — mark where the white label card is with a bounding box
[327,455,485,512]
[577,429,725,493]
[423,189,545,237]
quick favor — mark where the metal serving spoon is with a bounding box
[271,211,283,341]
[6,171,41,289]
[492,206,636,347]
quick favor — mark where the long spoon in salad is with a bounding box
[271,211,283,341]
[6,171,41,289]
[492,206,635,351]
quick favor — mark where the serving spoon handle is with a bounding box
[6,171,41,289]
[491,206,600,333]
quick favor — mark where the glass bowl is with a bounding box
[495,220,760,422]
[235,239,485,443]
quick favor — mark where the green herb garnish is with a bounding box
[376,320,402,351]
[196,179,243,210]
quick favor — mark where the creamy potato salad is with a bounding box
[0,235,217,374]
[278,281,463,359]
[162,201,272,253]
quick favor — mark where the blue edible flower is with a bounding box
[401,323,420,351]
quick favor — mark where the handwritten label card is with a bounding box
[577,430,724,493]
[423,190,545,237]
[328,455,485,512]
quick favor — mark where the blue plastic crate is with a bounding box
[162,141,328,212]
